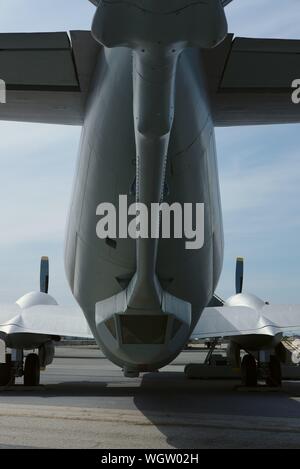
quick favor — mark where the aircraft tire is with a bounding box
[241,354,257,387]
[275,342,287,363]
[0,363,12,386]
[267,355,282,387]
[24,353,40,386]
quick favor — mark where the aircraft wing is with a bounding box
[191,304,300,340]
[261,304,300,335]
[203,35,300,126]
[0,31,100,125]
[0,305,93,339]
[191,306,276,339]
[0,304,21,324]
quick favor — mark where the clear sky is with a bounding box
[0,0,300,306]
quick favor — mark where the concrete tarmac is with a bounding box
[0,346,300,449]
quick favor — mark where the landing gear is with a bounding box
[0,364,12,386]
[184,340,284,388]
[0,354,15,386]
[266,355,282,387]
[241,353,282,388]
[227,341,241,368]
[24,353,40,386]
[0,350,41,387]
[241,354,257,387]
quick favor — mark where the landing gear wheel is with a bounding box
[227,341,241,368]
[266,355,282,387]
[24,353,40,386]
[241,354,257,387]
[275,342,287,364]
[0,364,12,386]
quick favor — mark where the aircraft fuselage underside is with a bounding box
[65,1,226,373]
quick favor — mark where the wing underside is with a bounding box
[203,35,300,126]
[0,31,100,125]
[1,31,299,127]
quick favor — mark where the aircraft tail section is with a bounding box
[95,282,191,376]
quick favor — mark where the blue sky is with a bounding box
[0,0,300,305]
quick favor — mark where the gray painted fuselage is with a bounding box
[65,46,223,370]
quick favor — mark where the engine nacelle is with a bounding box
[225,293,266,311]
[16,291,58,309]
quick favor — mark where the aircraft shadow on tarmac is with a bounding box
[135,374,300,448]
[2,372,300,448]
